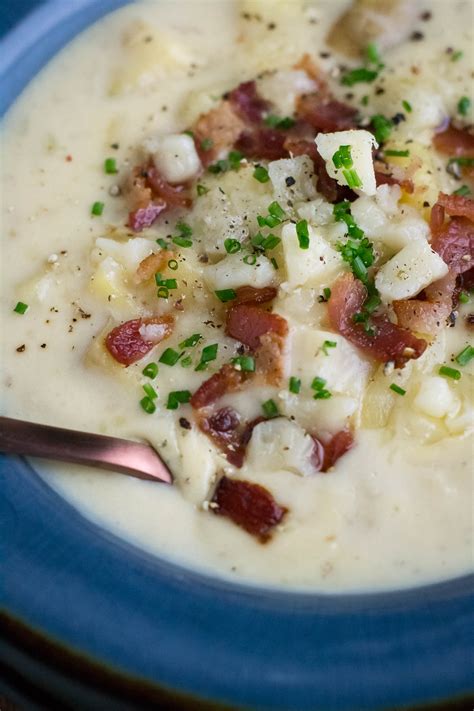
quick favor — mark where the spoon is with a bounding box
[0,416,173,484]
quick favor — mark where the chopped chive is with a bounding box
[168,259,179,271]
[371,114,392,144]
[311,376,327,391]
[179,333,202,349]
[271,257,279,270]
[142,362,158,379]
[140,396,156,414]
[261,234,281,250]
[268,201,286,220]
[458,291,470,303]
[264,115,295,130]
[195,343,218,370]
[251,232,265,248]
[451,50,463,62]
[156,238,170,249]
[313,389,332,400]
[457,96,471,116]
[365,42,380,65]
[253,165,270,183]
[215,288,236,302]
[176,222,192,237]
[13,301,28,315]
[184,130,194,138]
[197,183,209,196]
[361,95,369,107]
[104,157,118,174]
[439,365,461,380]
[224,238,241,254]
[384,149,410,157]
[402,100,412,113]
[172,236,193,248]
[323,287,331,300]
[352,255,368,282]
[243,254,257,265]
[201,138,214,151]
[208,159,229,174]
[143,383,158,399]
[262,399,279,418]
[166,390,191,410]
[453,185,471,197]
[228,150,244,170]
[343,168,362,189]
[232,355,256,372]
[159,348,182,366]
[455,345,474,366]
[91,201,104,216]
[448,157,474,168]
[289,376,301,394]
[389,383,406,396]
[332,145,353,169]
[296,219,310,249]
[180,355,193,368]
[322,340,337,355]
[157,286,169,299]
[341,68,378,87]
[364,292,381,314]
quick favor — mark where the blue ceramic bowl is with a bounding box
[1,3,473,709]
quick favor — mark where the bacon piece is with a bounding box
[198,409,265,468]
[294,53,325,85]
[236,128,288,161]
[193,101,246,165]
[234,285,278,305]
[227,81,270,123]
[327,272,427,367]
[433,124,474,158]
[296,93,358,132]
[254,332,287,385]
[190,364,247,409]
[136,250,174,283]
[226,304,288,350]
[437,192,474,221]
[105,315,173,366]
[311,429,354,473]
[211,476,287,542]
[431,215,474,275]
[126,162,191,232]
[375,170,414,194]
[285,138,356,203]
[393,271,457,337]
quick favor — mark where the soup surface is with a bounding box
[1,0,473,591]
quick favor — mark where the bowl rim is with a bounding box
[1,2,473,709]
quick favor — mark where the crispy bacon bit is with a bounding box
[227,81,270,123]
[296,93,358,133]
[226,304,288,350]
[234,285,278,305]
[328,273,426,367]
[294,53,325,85]
[190,364,247,409]
[126,162,191,232]
[430,212,474,275]
[437,192,474,221]
[394,270,457,337]
[254,332,287,385]
[285,138,356,203]
[236,128,288,161]
[433,123,474,158]
[284,137,319,163]
[193,101,246,164]
[136,250,174,283]
[311,430,354,473]
[105,315,173,366]
[211,476,287,542]
[375,170,414,194]
[200,407,245,467]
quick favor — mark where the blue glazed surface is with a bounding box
[1,3,473,709]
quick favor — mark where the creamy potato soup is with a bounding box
[1,0,473,591]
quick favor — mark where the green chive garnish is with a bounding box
[168,259,179,271]
[104,157,118,174]
[458,291,470,303]
[228,150,244,170]
[311,376,332,399]
[142,362,158,379]
[384,149,410,157]
[311,376,327,391]
[371,114,392,144]
[180,355,193,368]
[232,355,256,372]
[264,115,295,130]
[289,376,301,394]
[243,254,257,265]
[253,165,270,183]
[224,238,241,254]
[159,348,182,366]
[453,185,471,197]
[343,168,362,189]
[195,343,218,370]
[332,145,353,169]
[402,100,412,113]
[262,399,279,418]
[390,383,406,396]
[156,238,170,249]
[13,301,28,315]
[455,345,474,366]
[157,286,169,299]
[215,289,236,303]
[451,50,463,61]
[143,383,158,399]
[197,184,209,196]
[91,201,104,216]
[439,365,461,380]
[261,234,281,250]
[271,257,279,270]
[140,396,156,414]
[457,96,471,116]
[268,201,286,220]
[323,287,331,300]
[341,68,378,86]
[172,236,193,248]
[365,42,380,65]
[166,390,192,410]
[322,340,337,355]
[296,219,310,249]
[179,333,202,349]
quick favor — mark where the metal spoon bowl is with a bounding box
[0,416,173,484]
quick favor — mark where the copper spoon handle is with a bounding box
[0,416,172,484]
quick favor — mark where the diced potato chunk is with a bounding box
[93,237,154,275]
[414,376,459,419]
[245,418,316,477]
[281,223,341,287]
[150,133,201,184]
[203,252,276,290]
[257,70,317,117]
[315,130,378,196]
[375,239,448,302]
[176,428,218,504]
[268,155,317,210]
